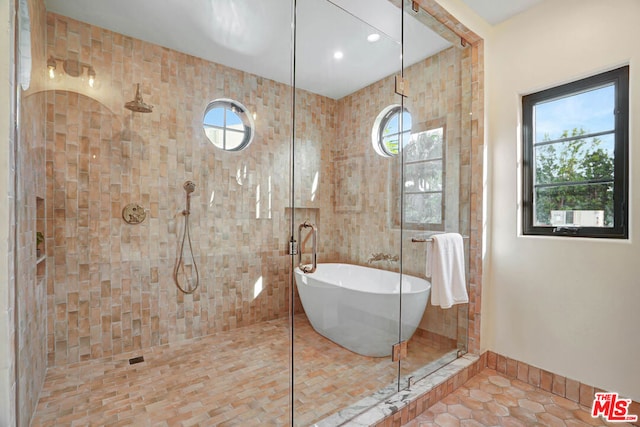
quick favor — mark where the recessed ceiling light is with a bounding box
[333,51,344,60]
[367,33,380,42]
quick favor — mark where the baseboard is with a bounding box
[487,351,640,427]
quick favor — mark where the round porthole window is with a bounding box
[371,105,412,157]
[203,99,254,151]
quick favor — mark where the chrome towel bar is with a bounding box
[411,234,469,243]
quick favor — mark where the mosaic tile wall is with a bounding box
[44,13,336,366]
[467,39,484,355]
[17,0,48,423]
[293,92,339,264]
[18,94,48,425]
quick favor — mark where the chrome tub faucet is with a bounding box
[367,253,399,263]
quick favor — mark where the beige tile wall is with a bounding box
[18,91,48,426]
[17,0,48,422]
[45,13,337,366]
[293,91,339,263]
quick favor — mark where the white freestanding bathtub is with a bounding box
[294,263,431,357]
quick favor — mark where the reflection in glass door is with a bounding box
[291,0,404,424]
[399,1,472,385]
[290,0,473,423]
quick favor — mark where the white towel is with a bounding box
[426,233,468,309]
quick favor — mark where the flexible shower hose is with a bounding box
[174,198,200,294]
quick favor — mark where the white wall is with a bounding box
[483,0,640,401]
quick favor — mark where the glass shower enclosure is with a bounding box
[291,0,471,424]
[15,0,471,425]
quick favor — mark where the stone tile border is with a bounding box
[313,353,485,426]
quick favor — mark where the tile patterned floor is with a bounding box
[31,315,455,426]
[404,368,634,427]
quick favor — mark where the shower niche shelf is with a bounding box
[36,196,45,280]
[285,207,320,224]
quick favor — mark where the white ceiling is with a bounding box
[44,0,541,99]
[461,0,543,25]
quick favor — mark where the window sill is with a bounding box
[519,233,631,243]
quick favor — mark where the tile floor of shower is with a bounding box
[31,314,455,426]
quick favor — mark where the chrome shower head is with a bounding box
[183,181,196,194]
[125,83,153,113]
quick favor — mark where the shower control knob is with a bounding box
[122,203,146,224]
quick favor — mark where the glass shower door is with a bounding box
[291,0,405,424]
[398,0,472,384]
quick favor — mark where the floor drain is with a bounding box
[129,356,144,365]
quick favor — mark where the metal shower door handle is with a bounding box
[298,221,317,273]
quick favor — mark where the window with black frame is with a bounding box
[522,66,629,238]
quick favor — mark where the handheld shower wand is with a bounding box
[174,181,200,294]
[183,180,196,214]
